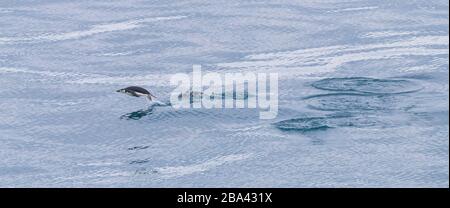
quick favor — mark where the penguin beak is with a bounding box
[116,89,122,93]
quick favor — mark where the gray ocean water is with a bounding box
[0,0,448,187]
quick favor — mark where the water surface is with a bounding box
[0,0,448,187]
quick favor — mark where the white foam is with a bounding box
[0,67,91,78]
[0,66,170,87]
[155,153,252,178]
[328,6,378,13]
[0,15,187,44]
[97,51,136,57]
[217,35,449,77]
[361,31,421,39]
[244,35,449,60]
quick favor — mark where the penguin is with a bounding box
[116,86,157,101]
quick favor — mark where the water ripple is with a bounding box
[304,93,403,112]
[311,77,422,94]
[273,112,384,132]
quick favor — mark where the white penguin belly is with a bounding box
[134,92,148,97]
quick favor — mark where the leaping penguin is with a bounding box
[116,86,157,101]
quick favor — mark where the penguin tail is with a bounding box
[147,94,157,102]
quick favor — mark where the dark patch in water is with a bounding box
[120,108,155,120]
[119,102,170,120]
[304,93,390,111]
[127,145,150,151]
[135,168,158,175]
[311,138,325,145]
[311,77,422,94]
[393,73,436,80]
[413,111,450,124]
[273,113,380,132]
[274,117,331,132]
[129,159,150,165]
